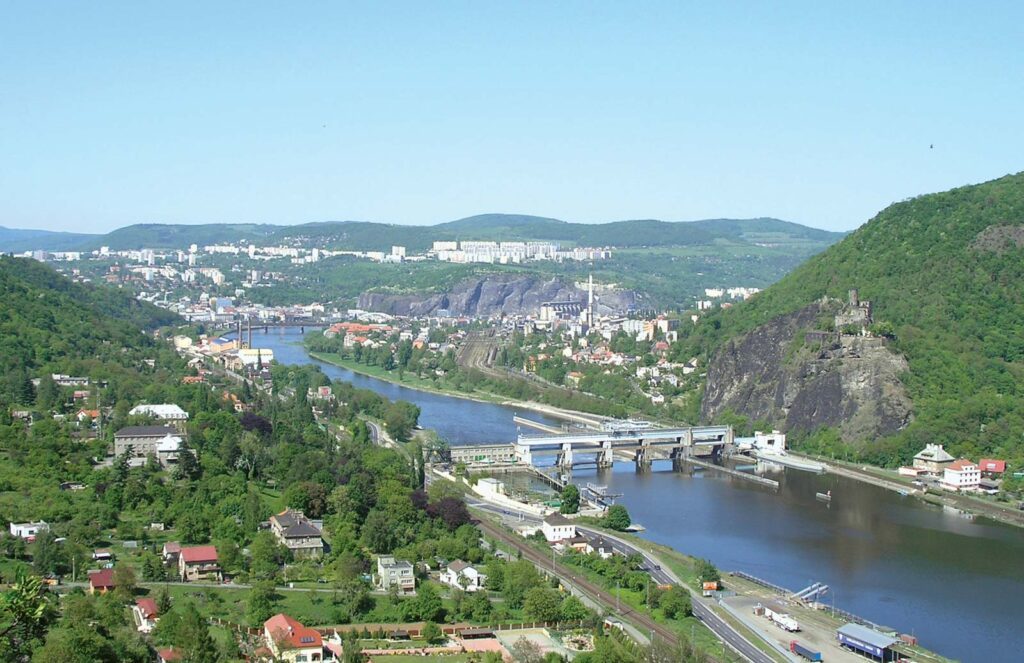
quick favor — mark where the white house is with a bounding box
[441,560,486,592]
[132,598,159,633]
[942,459,981,491]
[129,403,190,427]
[9,521,48,540]
[376,555,416,595]
[542,513,576,543]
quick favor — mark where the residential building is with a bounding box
[978,459,1007,475]
[9,521,48,540]
[132,598,159,633]
[157,648,181,663]
[114,425,186,465]
[440,560,486,592]
[128,403,190,430]
[913,444,955,474]
[585,534,616,559]
[162,541,182,563]
[376,555,416,595]
[269,509,324,559]
[88,569,115,595]
[263,613,325,662]
[178,545,222,582]
[942,459,981,491]
[541,513,576,543]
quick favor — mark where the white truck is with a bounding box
[763,603,801,632]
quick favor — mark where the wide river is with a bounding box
[251,328,1023,661]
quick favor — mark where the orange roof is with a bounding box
[947,459,977,471]
[264,613,323,650]
[180,545,219,563]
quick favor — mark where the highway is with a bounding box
[464,491,779,663]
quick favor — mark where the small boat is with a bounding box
[897,489,910,497]
[815,490,833,503]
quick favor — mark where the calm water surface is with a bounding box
[249,328,1024,661]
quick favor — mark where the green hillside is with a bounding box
[681,172,1024,465]
[267,215,843,252]
[0,226,99,252]
[0,256,180,406]
[88,222,281,249]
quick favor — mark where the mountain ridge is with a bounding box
[681,171,1024,465]
[2,215,844,252]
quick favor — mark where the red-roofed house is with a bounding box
[132,597,159,632]
[264,613,324,662]
[157,648,181,663]
[978,459,1007,475]
[178,545,222,582]
[942,459,981,491]
[88,569,115,595]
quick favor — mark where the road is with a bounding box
[464,491,777,663]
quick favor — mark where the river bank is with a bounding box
[308,349,607,428]
[793,452,1024,529]
[312,347,1024,530]
[243,327,1024,661]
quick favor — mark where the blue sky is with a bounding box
[2,2,1022,233]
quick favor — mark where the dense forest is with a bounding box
[0,256,179,408]
[676,172,1024,466]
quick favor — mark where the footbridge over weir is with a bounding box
[516,424,734,469]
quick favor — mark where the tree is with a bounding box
[523,587,562,622]
[31,529,62,577]
[176,603,219,663]
[0,571,52,660]
[559,595,589,621]
[249,532,285,580]
[510,636,545,663]
[246,580,278,628]
[421,620,443,644]
[603,505,631,531]
[112,565,137,602]
[559,484,580,514]
[658,587,691,619]
[503,560,543,609]
[173,441,201,481]
[696,558,720,583]
[404,582,443,622]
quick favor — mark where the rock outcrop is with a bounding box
[701,300,912,442]
[358,275,638,317]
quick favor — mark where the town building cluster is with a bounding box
[900,443,1007,493]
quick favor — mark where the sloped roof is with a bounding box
[447,560,470,573]
[947,459,977,471]
[544,513,572,526]
[914,444,954,462]
[837,623,898,649]
[282,521,322,538]
[135,597,158,619]
[115,425,180,438]
[180,545,218,563]
[264,613,323,650]
[89,569,115,588]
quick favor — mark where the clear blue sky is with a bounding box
[2,2,1022,233]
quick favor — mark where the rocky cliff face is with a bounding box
[358,275,638,317]
[701,300,912,442]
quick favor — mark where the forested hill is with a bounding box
[13,215,843,251]
[680,172,1024,465]
[0,256,180,406]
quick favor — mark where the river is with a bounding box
[247,327,1024,661]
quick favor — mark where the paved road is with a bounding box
[465,489,781,663]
